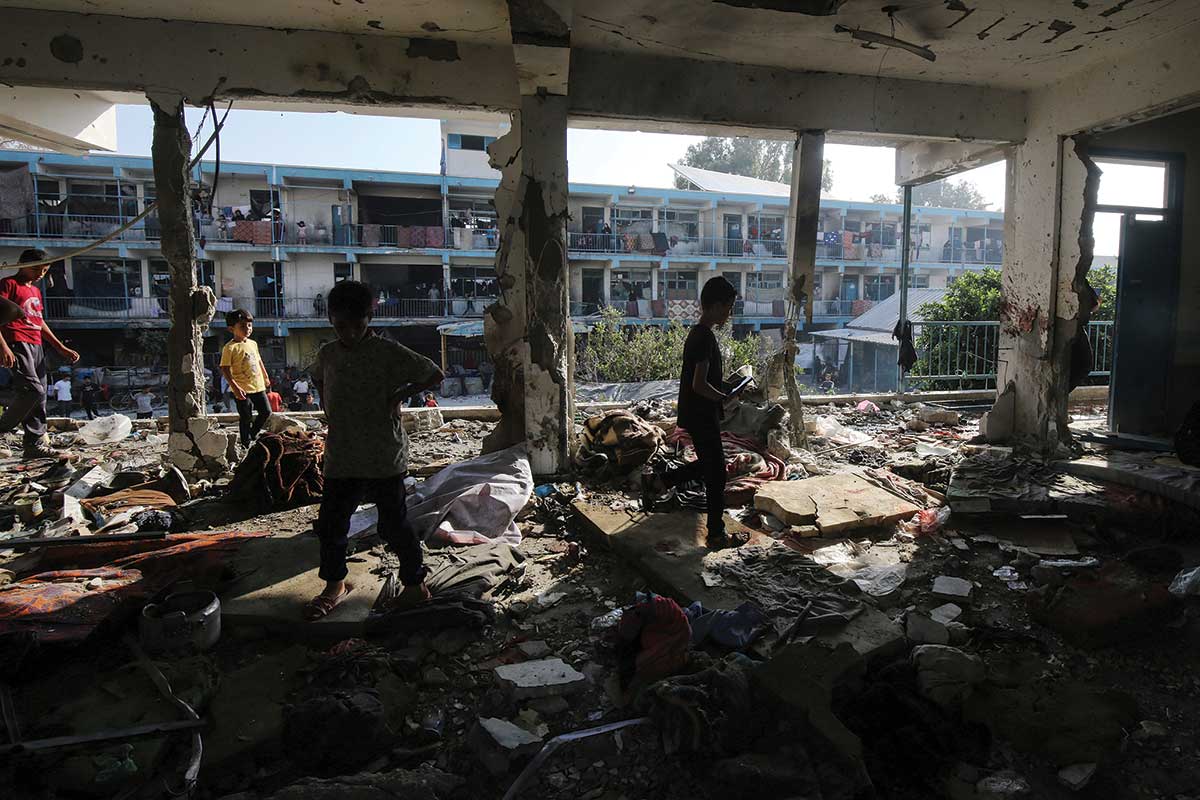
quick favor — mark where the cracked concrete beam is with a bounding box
[0,8,518,112]
[894,140,1009,187]
[568,48,1027,143]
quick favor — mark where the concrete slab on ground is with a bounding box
[754,474,921,533]
[572,501,904,661]
[1056,453,1200,512]
[219,528,388,638]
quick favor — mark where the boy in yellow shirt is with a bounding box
[219,309,272,447]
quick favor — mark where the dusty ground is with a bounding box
[3,403,1199,800]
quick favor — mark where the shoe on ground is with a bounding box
[381,582,433,613]
[23,439,63,462]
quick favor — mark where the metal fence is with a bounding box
[907,320,1114,389]
[565,232,787,258]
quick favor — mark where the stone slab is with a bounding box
[1056,453,1200,512]
[219,528,388,639]
[571,501,904,662]
[494,658,587,700]
[754,474,921,533]
[932,575,973,600]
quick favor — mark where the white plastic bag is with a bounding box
[407,444,532,546]
[77,414,132,444]
[813,415,873,446]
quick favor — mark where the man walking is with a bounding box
[52,375,73,418]
[0,249,80,459]
[80,376,101,420]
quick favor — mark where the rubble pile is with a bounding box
[3,397,1200,800]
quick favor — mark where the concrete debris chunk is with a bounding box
[494,658,587,700]
[917,405,961,425]
[517,640,551,659]
[754,473,920,533]
[932,575,973,600]
[911,645,985,709]
[930,603,963,625]
[976,770,1031,798]
[906,612,949,645]
[469,717,544,776]
[1057,763,1097,791]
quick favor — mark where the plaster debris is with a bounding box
[494,658,587,700]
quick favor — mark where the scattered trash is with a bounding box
[77,414,133,444]
[854,400,880,414]
[915,441,956,457]
[902,505,951,535]
[846,563,907,599]
[813,415,873,446]
[932,575,973,600]
[590,608,624,633]
[992,566,1021,581]
[1169,565,1200,597]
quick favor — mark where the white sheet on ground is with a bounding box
[408,444,531,546]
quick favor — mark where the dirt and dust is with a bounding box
[2,400,1199,800]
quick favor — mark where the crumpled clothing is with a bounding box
[638,655,759,756]
[226,431,324,510]
[423,542,526,598]
[577,409,664,479]
[80,488,176,519]
[685,600,769,650]
[131,509,175,532]
[708,545,863,647]
[666,429,786,507]
[617,593,692,691]
[365,594,494,635]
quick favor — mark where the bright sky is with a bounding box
[116,105,1136,257]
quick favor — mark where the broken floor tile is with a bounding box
[469,717,543,776]
[932,575,973,600]
[930,603,963,625]
[494,657,587,700]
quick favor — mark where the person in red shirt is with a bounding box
[266,388,283,413]
[0,249,81,459]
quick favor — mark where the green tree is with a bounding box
[577,307,762,383]
[675,137,833,193]
[894,179,990,210]
[1086,262,1117,321]
[910,268,1002,390]
[869,192,894,204]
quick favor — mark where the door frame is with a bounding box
[1088,147,1185,432]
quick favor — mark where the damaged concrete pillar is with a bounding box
[483,0,574,477]
[994,134,1099,450]
[772,131,825,449]
[149,94,226,474]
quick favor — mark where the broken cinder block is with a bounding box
[494,658,587,700]
[932,575,973,601]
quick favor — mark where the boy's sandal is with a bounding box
[302,583,353,621]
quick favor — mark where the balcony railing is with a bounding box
[907,320,1113,389]
[817,239,1003,266]
[0,214,161,242]
[42,295,169,321]
[565,232,787,259]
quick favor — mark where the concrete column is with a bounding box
[149,94,222,475]
[602,261,613,305]
[776,130,825,447]
[650,269,659,302]
[994,134,1099,450]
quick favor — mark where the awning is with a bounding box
[438,318,594,338]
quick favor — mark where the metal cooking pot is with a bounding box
[140,591,221,652]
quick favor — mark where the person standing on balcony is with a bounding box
[220,309,272,448]
[51,375,73,418]
[0,249,81,460]
[80,376,101,420]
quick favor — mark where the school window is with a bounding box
[447,134,496,151]
[610,269,651,303]
[907,274,930,289]
[335,263,353,283]
[864,275,896,301]
[663,270,697,301]
[751,214,785,240]
[661,208,700,238]
[148,258,215,293]
[746,271,785,302]
[612,207,653,233]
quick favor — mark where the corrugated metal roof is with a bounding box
[669,163,790,198]
[846,288,949,332]
[810,327,897,346]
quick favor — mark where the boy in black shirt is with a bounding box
[643,276,740,546]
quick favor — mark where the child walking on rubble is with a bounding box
[220,308,272,447]
[642,276,743,548]
[303,280,444,621]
